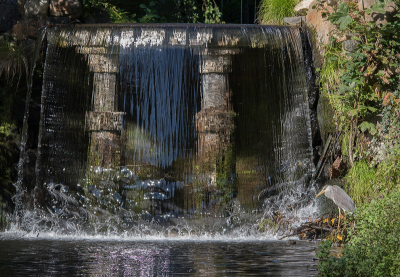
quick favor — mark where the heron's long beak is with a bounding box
[316,189,326,198]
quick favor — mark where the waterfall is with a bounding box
[12,30,47,225]
[11,24,318,237]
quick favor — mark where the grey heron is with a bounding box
[316,185,356,228]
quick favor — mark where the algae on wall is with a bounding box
[317,89,336,146]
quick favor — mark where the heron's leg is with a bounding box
[337,207,341,231]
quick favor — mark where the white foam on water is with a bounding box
[1,228,280,242]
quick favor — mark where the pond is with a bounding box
[0,233,318,276]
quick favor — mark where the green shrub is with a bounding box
[83,0,137,23]
[203,0,222,23]
[318,190,400,277]
[374,146,400,191]
[317,1,400,164]
[257,0,298,25]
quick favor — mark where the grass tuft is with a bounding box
[257,0,298,25]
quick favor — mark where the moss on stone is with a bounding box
[317,90,336,145]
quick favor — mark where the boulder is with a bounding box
[0,0,20,33]
[12,19,45,40]
[342,39,358,53]
[306,1,336,52]
[294,0,314,15]
[49,0,83,19]
[24,0,49,19]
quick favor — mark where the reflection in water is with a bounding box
[0,236,318,276]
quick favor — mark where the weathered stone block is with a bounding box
[49,0,82,18]
[169,29,187,45]
[202,74,229,109]
[189,29,212,46]
[85,112,124,131]
[203,48,241,56]
[219,32,241,46]
[77,47,108,55]
[202,56,232,74]
[284,16,306,26]
[135,29,165,47]
[61,29,112,47]
[88,131,121,168]
[92,73,116,112]
[88,55,118,73]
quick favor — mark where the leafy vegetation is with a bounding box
[0,39,26,136]
[345,144,400,207]
[257,0,298,25]
[203,0,222,23]
[82,0,222,24]
[317,0,400,276]
[0,39,27,85]
[0,40,24,226]
[318,0,400,164]
[344,161,375,206]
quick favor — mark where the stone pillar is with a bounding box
[82,48,124,169]
[195,50,238,198]
[197,52,236,161]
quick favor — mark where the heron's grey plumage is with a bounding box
[317,185,356,212]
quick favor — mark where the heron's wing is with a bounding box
[326,185,356,212]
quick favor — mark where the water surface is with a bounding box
[0,235,318,276]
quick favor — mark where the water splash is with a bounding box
[12,29,47,225]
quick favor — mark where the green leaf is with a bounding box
[139,4,147,9]
[349,109,358,117]
[370,3,386,13]
[359,121,377,135]
[359,105,367,113]
[328,2,353,30]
